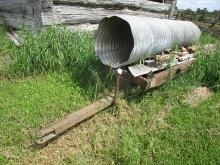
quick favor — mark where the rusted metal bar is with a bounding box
[132,59,195,90]
[36,94,114,146]
[114,69,123,103]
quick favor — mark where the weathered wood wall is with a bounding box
[0,0,174,31]
[42,5,169,26]
[41,0,172,31]
[53,0,170,13]
[0,0,42,29]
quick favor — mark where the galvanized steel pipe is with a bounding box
[94,15,201,68]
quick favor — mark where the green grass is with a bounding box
[0,154,10,165]
[107,88,220,164]
[0,26,220,164]
[61,84,220,164]
[0,73,90,151]
[0,26,114,97]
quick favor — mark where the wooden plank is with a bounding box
[42,5,168,26]
[67,24,98,32]
[128,64,158,77]
[0,0,42,29]
[54,0,171,13]
[36,94,114,146]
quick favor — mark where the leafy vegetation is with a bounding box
[180,8,220,37]
[180,8,219,22]
[107,91,220,164]
[184,34,220,89]
[0,73,91,148]
[0,26,219,164]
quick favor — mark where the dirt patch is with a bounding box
[184,87,213,107]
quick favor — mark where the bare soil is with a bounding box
[184,87,213,107]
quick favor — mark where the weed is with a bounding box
[184,35,220,89]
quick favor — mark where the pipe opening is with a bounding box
[95,15,201,68]
[95,16,134,66]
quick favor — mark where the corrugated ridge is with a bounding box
[94,15,201,68]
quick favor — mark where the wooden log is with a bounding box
[67,24,98,32]
[42,5,168,26]
[54,0,171,13]
[36,94,114,146]
[0,0,42,29]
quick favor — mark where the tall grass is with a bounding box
[185,34,220,89]
[0,27,15,56]
[1,27,114,97]
[8,27,94,74]
[0,26,219,96]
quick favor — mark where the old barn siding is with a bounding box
[0,0,42,29]
[53,0,171,13]
[42,5,169,26]
[0,0,174,31]
[42,0,172,31]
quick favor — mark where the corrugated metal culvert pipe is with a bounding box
[94,15,201,68]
